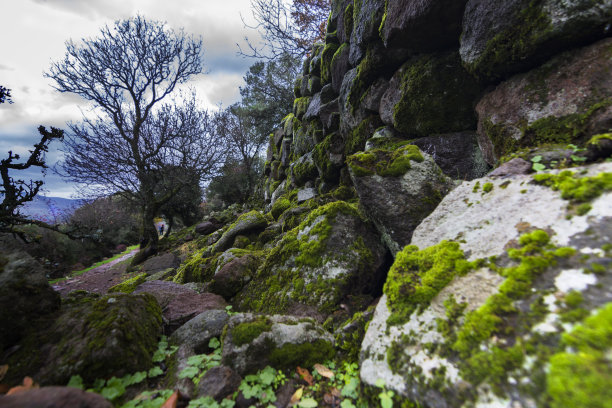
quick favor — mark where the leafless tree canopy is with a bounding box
[240,0,331,60]
[45,16,223,259]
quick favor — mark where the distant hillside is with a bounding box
[20,195,84,223]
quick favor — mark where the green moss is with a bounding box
[560,291,589,323]
[587,133,612,147]
[392,52,479,137]
[468,0,552,80]
[472,181,480,193]
[347,145,424,178]
[331,43,349,82]
[346,47,384,114]
[451,230,577,387]
[108,273,147,294]
[268,339,335,370]
[292,158,319,186]
[293,97,312,119]
[343,3,354,41]
[313,132,342,183]
[321,43,339,85]
[344,116,382,156]
[547,302,612,408]
[271,198,291,220]
[385,241,478,326]
[533,170,612,204]
[484,101,612,160]
[482,182,494,194]
[335,308,375,363]
[232,317,272,347]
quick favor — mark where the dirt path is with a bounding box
[52,249,140,296]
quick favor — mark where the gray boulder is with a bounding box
[212,211,268,253]
[476,38,612,165]
[349,0,386,65]
[0,387,112,408]
[361,162,612,407]
[170,309,229,353]
[460,0,612,81]
[236,201,388,316]
[209,254,262,299]
[0,251,60,351]
[412,131,490,180]
[196,366,242,401]
[331,43,351,93]
[380,0,468,52]
[195,221,221,236]
[379,51,480,137]
[142,252,180,274]
[347,146,454,254]
[221,314,335,375]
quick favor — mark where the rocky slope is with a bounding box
[2,1,612,407]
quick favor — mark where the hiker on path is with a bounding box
[159,224,164,236]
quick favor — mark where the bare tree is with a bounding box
[0,85,12,104]
[0,126,64,239]
[240,0,330,60]
[46,16,223,262]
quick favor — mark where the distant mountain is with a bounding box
[20,195,85,223]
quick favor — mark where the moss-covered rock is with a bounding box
[107,272,147,294]
[235,201,388,316]
[221,313,335,375]
[15,293,163,385]
[212,211,268,254]
[379,51,481,137]
[348,147,454,254]
[460,0,612,82]
[476,38,612,165]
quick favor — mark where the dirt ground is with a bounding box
[51,249,139,296]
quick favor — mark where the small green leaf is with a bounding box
[93,378,106,391]
[101,377,126,401]
[148,366,164,378]
[341,378,359,399]
[186,354,207,367]
[375,378,386,388]
[259,366,276,385]
[209,337,221,349]
[379,392,393,408]
[179,366,200,379]
[531,155,542,163]
[571,154,586,162]
[67,375,84,390]
[532,163,546,172]
[340,400,356,408]
[298,397,318,407]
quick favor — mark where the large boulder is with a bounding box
[236,201,388,317]
[212,211,268,253]
[379,51,481,137]
[347,145,455,254]
[0,387,111,408]
[0,252,60,351]
[170,309,229,353]
[209,253,263,300]
[380,0,468,52]
[221,314,335,375]
[476,38,612,165]
[349,0,386,65]
[360,162,612,407]
[134,281,226,332]
[141,252,180,274]
[412,131,490,180]
[331,43,351,94]
[8,293,162,385]
[460,0,612,81]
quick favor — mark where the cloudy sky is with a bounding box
[0,0,263,198]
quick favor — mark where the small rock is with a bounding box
[196,366,242,401]
[0,386,112,408]
[488,158,531,177]
[170,309,229,353]
[195,221,220,236]
[297,188,317,203]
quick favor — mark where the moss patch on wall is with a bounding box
[347,145,424,177]
[231,316,273,347]
[108,273,147,294]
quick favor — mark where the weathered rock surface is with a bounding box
[170,309,229,353]
[213,211,268,253]
[31,293,162,385]
[134,281,226,332]
[476,38,612,165]
[142,252,180,274]
[236,201,388,316]
[348,147,455,254]
[209,254,261,299]
[0,387,112,408]
[379,52,481,137]
[196,366,242,401]
[381,0,468,52]
[221,314,335,375]
[361,162,612,407]
[412,132,490,180]
[460,0,612,81]
[195,221,221,236]
[0,251,60,351]
[349,0,385,65]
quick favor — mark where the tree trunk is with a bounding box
[131,206,159,265]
